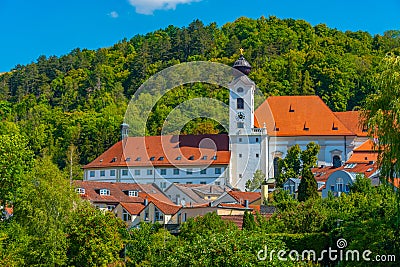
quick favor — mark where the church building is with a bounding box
[83,53,369,190]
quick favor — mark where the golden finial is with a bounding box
[239,48,244,55]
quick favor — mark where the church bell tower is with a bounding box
[229,50,266,190]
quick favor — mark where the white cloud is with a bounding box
[109,11,119,18]
[128,0,200,15]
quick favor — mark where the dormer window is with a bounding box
[332,123,338,130]
[212,155,217,160]
[75,188,85,194]
[150,156,155,161]
[111,157,117,163]
[136,157,141,161]
[188,155,194,160]
[159,156,164,161]
[202,155,207,160]
[99,189,110,196]
[128,190,138,197]
[126,157,131,162]
[176,156,181,160]
[289,105,295,112]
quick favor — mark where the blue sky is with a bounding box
[0,0,399,72]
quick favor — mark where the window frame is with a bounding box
[237,98,244,109]
[99,188,110,196]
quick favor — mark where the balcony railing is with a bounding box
[251,128,266,134]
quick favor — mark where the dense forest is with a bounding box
[0,16,400,176]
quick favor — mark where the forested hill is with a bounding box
[0,16,399,176]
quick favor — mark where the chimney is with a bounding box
[244,199,249,208]
[261,184,269,205]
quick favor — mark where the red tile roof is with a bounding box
[347,153,378,164]
[347,140,379,163]
[227,190,261,204]
[83,134,230,169]
[312,162,378,181]
[354,139,377,152]
[148,198,181,215]
[255,96,355,136]
[120,202,145,215]
[334,111,368,137]
[4,206,13,215]
[73,181,171,204]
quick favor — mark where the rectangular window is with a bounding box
[239,153,242,158]
[173,169,179,175]
[122,169,128,176]
[337,183,343,192]
[256,154,259,158]
[239,138,242,142]
[100,170,105,177]
[256,138,259,142]
[330,185,335,191]
[200,169,207,174]
[215,181,220,185]
[237,122,244,128]
[110,170,116,176]
[75,188,85,194]
[99,189,110,196]
[122,209,131,222]
[90,171,95,177]
[200,181,206,184]
[147,169,153,175]
[186,169,193,175]
[215,168,222,174]
[160,169,167,175]
[155,208,164,221]
[134,169,140,176]
[237,98,244,109]
[128,190,138,197]
[345,184,350,192]
[186,182,193,184]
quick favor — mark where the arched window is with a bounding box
[237,87,244,93]
[273,157,280,178]
[333,155,341,168]
[237,98,244,109]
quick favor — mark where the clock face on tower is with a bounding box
[236,111,246,121]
